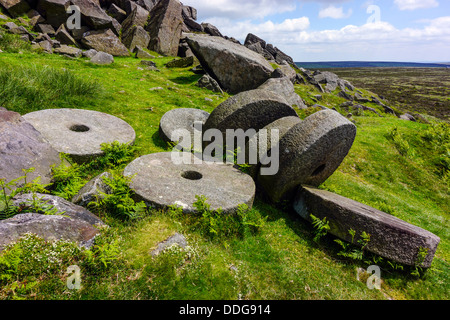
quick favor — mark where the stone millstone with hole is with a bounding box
[123,152,256,214]
[258,110,357,203]
[203,89,298,149]
[22,109,136,162]
[245,116,302,178]
[159,108,210,151]
[293,186,440,268]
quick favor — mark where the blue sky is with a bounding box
[183,0,450,62]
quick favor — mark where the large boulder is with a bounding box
[82,28,130,56]
[0,213,100,251]
[55,24,78,46]
[201,22,222,37]
[185,34,274,94]
[0,0,30,17]
[120,4,149,48]
[0,108,61,189]
[244,33,296,66]
[36,0,70,28]
[106,3,127,23]
[258,76,307,109]
[53,44,82,57]
[121,25,150,51]
[293,186,441,268]
[12,193,105,227]
[70,0,114,30]
[146,0,183,56]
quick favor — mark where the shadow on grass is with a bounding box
[151,130,171,151]
[169,74,202,85]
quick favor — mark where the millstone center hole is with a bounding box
[69,124,90,132]
[181,170,203,180]
[312,164,326,177]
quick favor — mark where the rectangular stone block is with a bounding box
[293,186,440,268]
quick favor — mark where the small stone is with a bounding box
[72,172,113,207]
[196,74,223,94]
[82,49,98,59]
[140,60,157,67]
[150,233,187,256]
[134,45,155,59]
[90,51,114,65]
[165,56,194,68]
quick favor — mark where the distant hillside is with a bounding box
[296,61,450,69]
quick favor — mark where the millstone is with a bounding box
[123,152,256,214]
[258,110,357,203]
[22,109,136,162]
[204,89,297,135]
[245,116,302,178]
[159,108,210,150]
[293,186,440,268]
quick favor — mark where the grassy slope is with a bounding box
[0,48,448,300]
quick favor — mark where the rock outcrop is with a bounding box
[146,0,183,56]
[185,34,274,94]
[0,108,61,189]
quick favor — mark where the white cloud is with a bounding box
[318,5,353,19]
[394,0,439,11]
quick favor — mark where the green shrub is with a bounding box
[421,122,450,178]
[88,172,147,221]
[0,168,55,220]
[51,142,139,201]
[388,127,413,157]
[310,214,330,243]
[168,195,266,242]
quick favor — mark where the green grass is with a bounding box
[0,50,448,300]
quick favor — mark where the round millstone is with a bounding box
[258,109,357,203]
[123,152,256,214]
[22,109,136,162]
[203,89,298,141]
[159,108,210,150]
[244,116,302,178]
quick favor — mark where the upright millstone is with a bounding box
[258,110,357,203]
[123,152,256,214]
[23,109,136,162]
[159,108,210,151]
[293,186,441,268]
[244,116,302,178]
[202,89,298,156]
